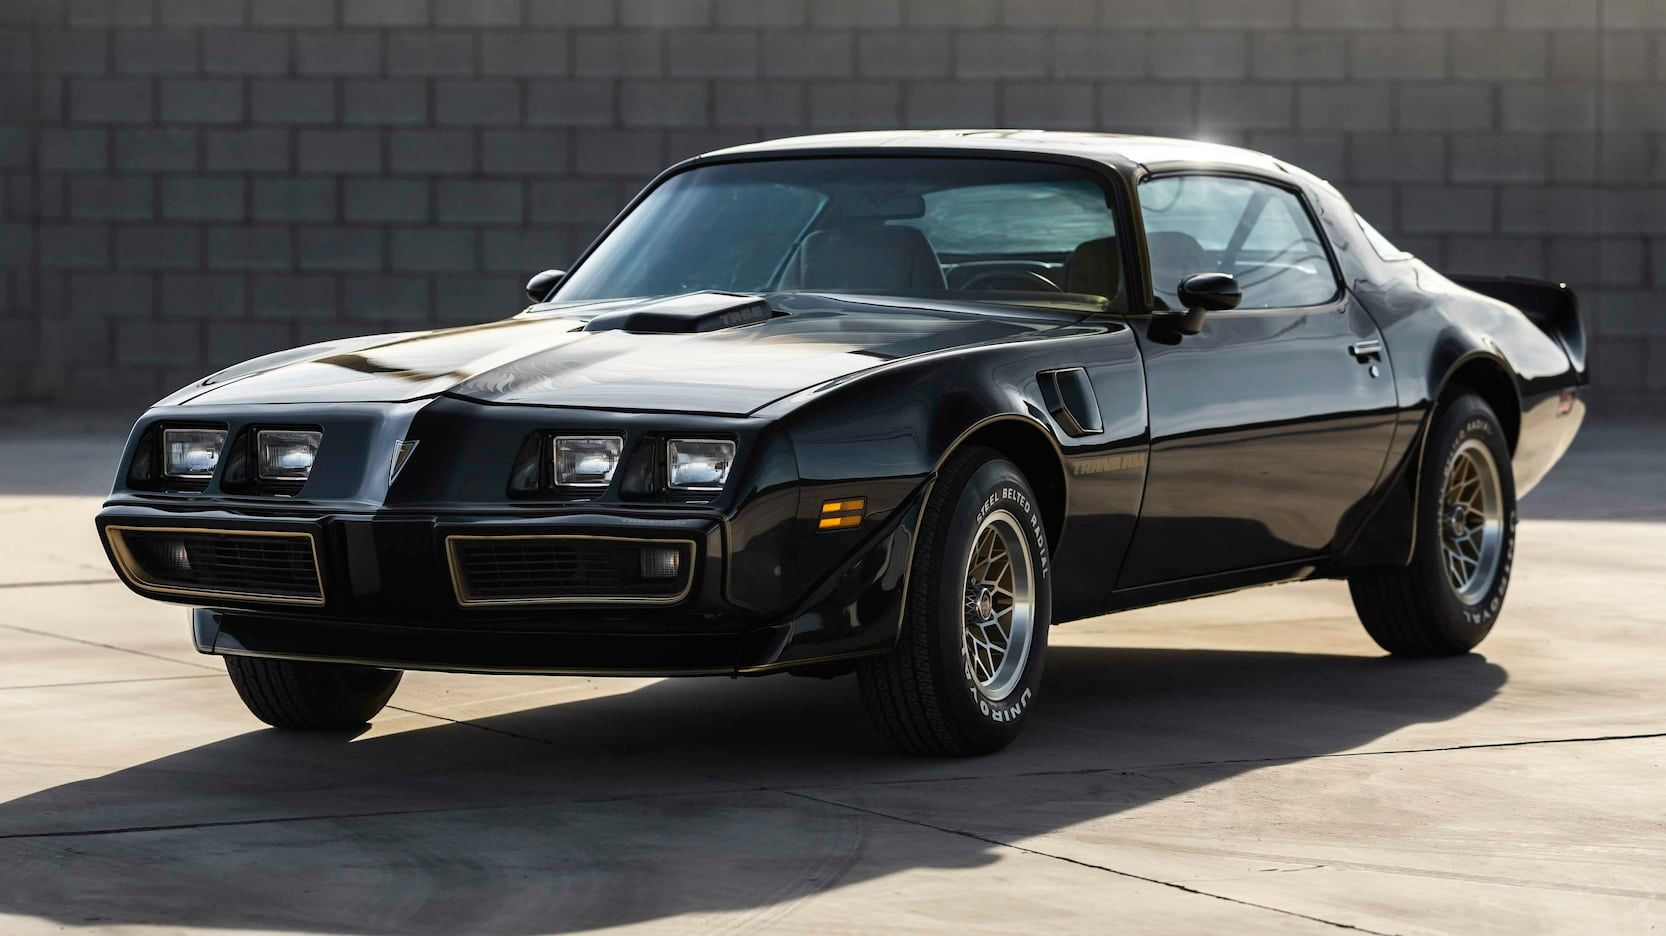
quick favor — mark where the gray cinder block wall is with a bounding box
[0,0,1662,408]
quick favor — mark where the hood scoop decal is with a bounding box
[582,291,775,334]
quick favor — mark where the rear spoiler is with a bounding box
[1448,274,1588,385]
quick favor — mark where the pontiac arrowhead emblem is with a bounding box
[389,440,419,483]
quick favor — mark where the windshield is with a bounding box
[554,158,1124,309]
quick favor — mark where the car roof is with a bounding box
[701,130,1294,177]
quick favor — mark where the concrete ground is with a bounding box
[0,412,1661,935]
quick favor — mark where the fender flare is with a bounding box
[930,410,1071,552]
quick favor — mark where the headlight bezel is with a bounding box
[552,435,625,489]
[160,427,228,480]
[255,428,324,482]
[666,438,737,492]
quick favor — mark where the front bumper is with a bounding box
[97,505,729,623]
[96,497,921,676]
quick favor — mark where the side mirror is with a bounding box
[1157,272,1241,336]
[1178,272,1242,313]
[525,269,566,303]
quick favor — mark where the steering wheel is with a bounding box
[959,269,1064,292]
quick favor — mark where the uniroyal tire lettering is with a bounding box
[968,685,1032,723]
[1462,504,1515,626]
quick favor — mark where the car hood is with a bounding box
[172,293,1092,415]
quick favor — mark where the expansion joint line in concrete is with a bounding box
[0,621,220,672]
[0,784,743,843]
[0,674,222,692]
[781,790,1403,936]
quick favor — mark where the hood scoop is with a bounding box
[582,291,776,334]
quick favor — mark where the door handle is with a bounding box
[1348,339,1383,361]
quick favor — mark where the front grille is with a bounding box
[448,535,693,605]
[109,527,323,605]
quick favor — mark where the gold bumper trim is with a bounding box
[105,525,325,606]
[444,533,697,607]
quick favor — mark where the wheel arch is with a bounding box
[1406,352,1521,555]
[937,414,1070,553]
[1436,352,1521,455]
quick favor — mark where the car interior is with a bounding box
[775,221,1125,307]
[750,176,1331,315]
[552,157,1141,309]
[770,190,1129,312]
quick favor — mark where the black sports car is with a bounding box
[96,131,1587,755]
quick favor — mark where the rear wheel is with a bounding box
[1348,393,1516,656]
[857,446,1052,756]
[224,655,402,729]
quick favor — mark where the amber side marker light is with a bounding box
[818,497,866,530]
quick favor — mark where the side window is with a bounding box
[1138,175,1340,311]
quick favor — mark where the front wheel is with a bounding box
[1348,392,1516,656]
[857,446,1052,756]
[224,655,402,729]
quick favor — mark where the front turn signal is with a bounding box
[818,497,866,531]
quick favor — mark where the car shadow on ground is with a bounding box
[0,643,1504,933]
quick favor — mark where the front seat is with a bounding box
[1144,230,1210,308]
[1062,236,1122,307]
[782,223,946,292]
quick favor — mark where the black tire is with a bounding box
[857,445,1052,756]
[1349,392,1516,656]
[224,655,402,729]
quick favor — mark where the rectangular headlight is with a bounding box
[554,436,623,487]
[257,429,323,481]
[162,428,226,479]
[667,439,735,491]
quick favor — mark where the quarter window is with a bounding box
[1138,175,1339,311]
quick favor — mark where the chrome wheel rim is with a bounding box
[1440,438,1504,605]
[961,509,1035,701]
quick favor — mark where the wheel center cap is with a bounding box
[974,587,995,621]
[1446,503,1467,537]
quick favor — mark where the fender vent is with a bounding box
[1038,367,1103,437]
[583,292,775,334]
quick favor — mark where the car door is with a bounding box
[1116,172,1398,589]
